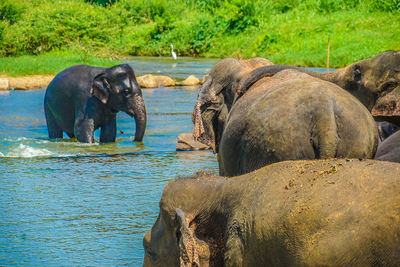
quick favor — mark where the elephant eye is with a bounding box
[123,89,131,96]
[379,81,398,97]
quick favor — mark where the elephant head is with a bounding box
[91,64,146,141]
[143,173,230,267]
[192,57,273,152]
[238,51,400,125]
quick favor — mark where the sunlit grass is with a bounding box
[0,51,122,76]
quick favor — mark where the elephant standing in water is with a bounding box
[194,61,379,176]
[144,159,400,266]
[44,64,146,143]
[193,51,400,176]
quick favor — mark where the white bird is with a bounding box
[171,44,177,60]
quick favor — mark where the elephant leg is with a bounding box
[44,104,63,139]
[100,116,117,143]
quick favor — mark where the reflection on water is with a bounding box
[0,58,218,266]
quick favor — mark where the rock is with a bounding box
[137,74,176,88]
[176,133,211,151]
[181,75,200,86]
[0,78,9,90]
[201,74,209,84]
[8,75,54,90]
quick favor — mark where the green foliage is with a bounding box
[370,0,400,12]
[0,0,399,70]
[0,1,24,25]
[85,0,117,7]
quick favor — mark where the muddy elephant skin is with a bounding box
[44,64,146,143]
[143,159,400,267]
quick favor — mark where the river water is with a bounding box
[0,57,219,266]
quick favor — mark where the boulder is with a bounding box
[201,74,209,84]
[181,75,200,86]
[9,75,54,90]
[176,132,211,151]
[0,78,9,90]
[137,74,176,88]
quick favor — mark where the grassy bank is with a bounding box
[0,51,121,76]
[1,0,400,75]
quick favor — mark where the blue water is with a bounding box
[0,58,219,266]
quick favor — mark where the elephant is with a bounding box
[192,57,273,152]
[143,158,400,266]
[376,121,400,143]
[236,51,400,125]
[375,130,400,162]
[193,51,400,176]
[193,65,377,176]
[44,64,146,143]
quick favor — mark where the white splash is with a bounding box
[5,144,54,158]
[3,137,28,142]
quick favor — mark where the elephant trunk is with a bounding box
[193,77,213,139]
[132,94,147,141]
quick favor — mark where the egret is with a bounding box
[171,44,177,60]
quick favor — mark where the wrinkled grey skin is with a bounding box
[375,130,400,162]
[44,64,146,143]
[193,52,400,176]
[219,70,378,176]
[376,121,400,143]
[192,57,273,152]
[144,159,400,267]
[237,51,400,125]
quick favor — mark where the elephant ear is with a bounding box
[90,73,110,104]
[175,208,200,267]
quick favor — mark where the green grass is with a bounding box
[0,51,121,76]
[0,0,400,75]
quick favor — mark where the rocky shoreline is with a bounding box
[0,74,206,90]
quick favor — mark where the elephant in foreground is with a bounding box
[44,64,146,143]
[143,159,400,266]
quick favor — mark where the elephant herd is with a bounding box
[44,52,400,266]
